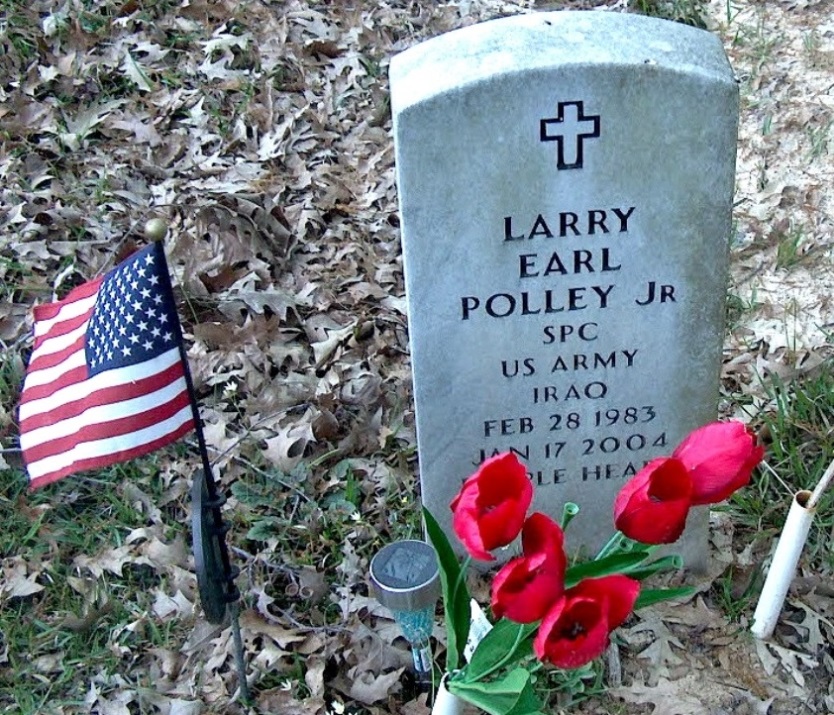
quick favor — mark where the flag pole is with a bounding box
[153,238,250,702]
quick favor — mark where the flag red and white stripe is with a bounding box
[18,243,195,488]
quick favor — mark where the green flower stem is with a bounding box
[560,502,580,530]
[454,555,472,603]
[527,660,544,675]
[595,531,628,560]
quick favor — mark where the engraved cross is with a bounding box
[540,101,601,170]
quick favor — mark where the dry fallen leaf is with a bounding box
[348,667,404,705]
[263,420,315,472]
[305,656,326,698]
[1,558,45,599]
[256,689,326,715]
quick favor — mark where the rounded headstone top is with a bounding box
[390,11,736,114]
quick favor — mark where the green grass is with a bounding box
[0,348,24,402]
[727,367,834,571]
[631,0,708,27]
[230,453,422,569]
[0,0,41,61]
[773,221,807,269]
[725,287,761,332]
[729,7,780,81]
[0,459,192,714]
[806,120,831,161]
[802,30,821,62]
[712,565,764,623]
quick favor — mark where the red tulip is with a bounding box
[672,421,763,505]
[533,575,640,669]
[450,452,533,561]
[491,513,566,623]
[613,457,692,544]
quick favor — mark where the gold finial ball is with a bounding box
[144,217,169,241]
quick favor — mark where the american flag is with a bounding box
[18,242,195,489]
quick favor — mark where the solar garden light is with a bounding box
[370,540,441,684]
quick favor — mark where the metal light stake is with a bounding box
[370,540,440,683]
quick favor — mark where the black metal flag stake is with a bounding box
[191,468,250,702]
[191,471,237,623]
[185,395,250,702]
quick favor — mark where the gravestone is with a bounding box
[390,11,739,566]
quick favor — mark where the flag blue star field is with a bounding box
[18,242,195,489]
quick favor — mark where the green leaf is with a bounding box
[506,682,545,715]
[450,668,542,715]
[634,586,694,609]
[231,481,273,508]
[465,619,538,682]
[245,517,281,541]
[565,551,649,588]
[424,507,470,672]
[621,554,683,581]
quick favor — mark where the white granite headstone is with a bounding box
[391,12,739,565]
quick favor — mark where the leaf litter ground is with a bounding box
[1,0,833,713]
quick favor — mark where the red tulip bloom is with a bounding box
[672,421,763,505]
[491,513,566,623]
[613,457,692,544]
[534,575,639,669]
[450,452,533,561]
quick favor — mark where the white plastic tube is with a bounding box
[431,677,465,715]
[751,490,815,639]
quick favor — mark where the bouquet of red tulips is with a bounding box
[426,421,763,715]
